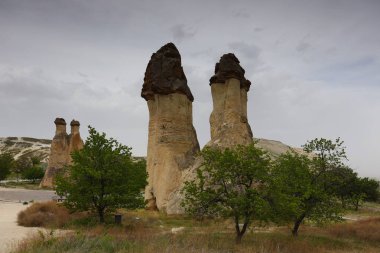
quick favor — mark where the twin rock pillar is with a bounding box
[40,118,84,188]
[142,44,253,213]
[141,43,199,212]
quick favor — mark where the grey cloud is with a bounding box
[233,10,251,18]
[0,0,380,178]
[171,24,196,42]
[228,42,261,59]
[296,42,311,53]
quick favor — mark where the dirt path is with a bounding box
[0,187,59,253]
[0,187,56,202]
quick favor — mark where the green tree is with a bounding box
[271,138,349,236]
[270,150,344,236]
[359,177,379,202]
[55,126,147,223]
[181,143,272,244]
[0,152,14,181]
[22,165,44,183]
[13,157,33,181]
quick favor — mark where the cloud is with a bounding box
[171,24,196,42]
[296,42,311,53]
[0,0,379,178]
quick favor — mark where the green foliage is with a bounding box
[181,143,272,243]
[22,165,45,183]
[271,138,347,236]
[55,126,147,223]
[359,177,379,202]
[30,156,42,166]
[0,152,14,180]
[14,157,33,181]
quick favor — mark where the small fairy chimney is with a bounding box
[40,118,84,188]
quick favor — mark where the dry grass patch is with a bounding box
[329,217,380,243]
[17,201,70,228]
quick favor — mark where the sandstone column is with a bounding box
[40,118,84,188]
[208,53,253,147]
[67,120,84,163]
[141,42,200,212]
[40,118,70,188]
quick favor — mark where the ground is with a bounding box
[0,187,57,253]
[1,186,380,253]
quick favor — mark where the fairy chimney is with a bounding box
[68,120,84,162]
[142,42,200,212]
[40,118,70,187]
[207,53,253,147]
[40,118,84,188]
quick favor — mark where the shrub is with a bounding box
[17,201,70,228]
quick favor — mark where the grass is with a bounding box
[329,217,380,244]
[12,201,380,253]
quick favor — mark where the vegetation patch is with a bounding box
[329,217,380,244]
[17,201,70,228]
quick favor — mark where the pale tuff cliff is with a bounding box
[142,43,200,212]
[40,118,83,188]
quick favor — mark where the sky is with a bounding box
[0,0,379,179]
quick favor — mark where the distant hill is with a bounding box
[255,138,304,158]
[0,136,302,163]
[0,137,51,162]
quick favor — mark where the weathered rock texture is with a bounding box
[208,53,253,147]
[142,43,199,212]
[40,118,83,188]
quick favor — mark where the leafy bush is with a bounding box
[0,152,14,180]
[22,166,44,182]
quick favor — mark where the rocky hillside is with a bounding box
[0,136,302,164]
[255,138,304,158]
[0,137,51,162]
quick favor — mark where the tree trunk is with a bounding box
[234,216,249,244]
[98,208,105,223]
[354,199,359,211]
[292,212,306,236]
[235,233,243,244]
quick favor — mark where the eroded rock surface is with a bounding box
[208,53,253,147]
[142,43,199,213]
[141,42,194,102]
[40,118,83,188]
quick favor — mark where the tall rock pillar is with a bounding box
[40,118,84,188]
[142,43,200,212]
[68,120,84,163]
[208,53,253,147]
[40,118,70,187]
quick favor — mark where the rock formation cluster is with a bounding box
[40,118,84,188]
[142,43,200,211]
[141,43,254,213]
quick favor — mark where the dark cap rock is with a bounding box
[70,120,80,126]
[209,53,251,91]
[54,118,66,125]
[141,42,194,101]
